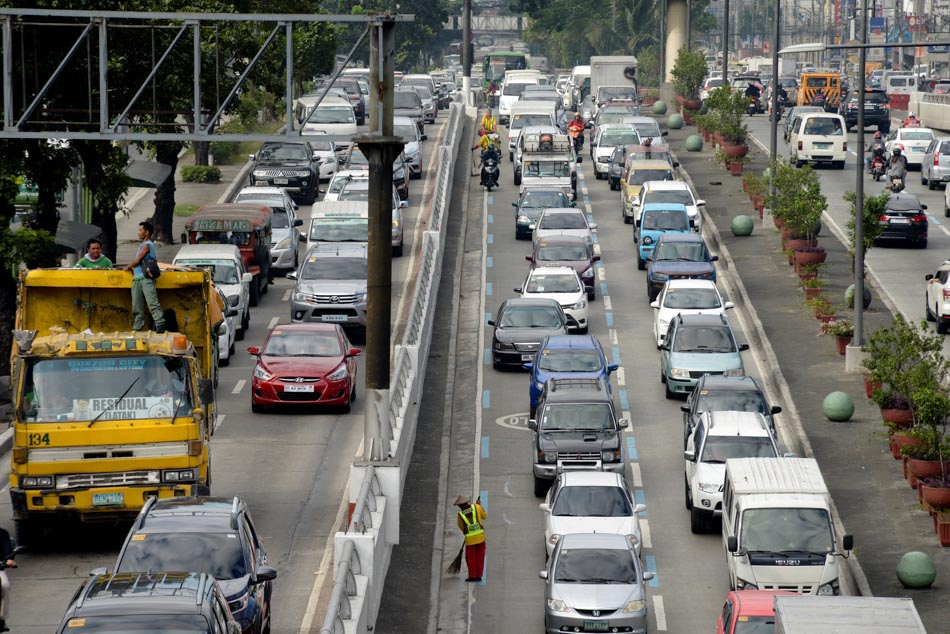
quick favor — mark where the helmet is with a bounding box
[486,109,492,115]
[489,133,500,142]
[574,112,582,119]
[908,111,916,118]
[478,127,486,136]
[874,131,882,139]
[893,147,902,155]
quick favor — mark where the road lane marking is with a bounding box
[487,214,493,224]
[483,348,490,365]
[615,366,625,386]
[653,596,667,630]
[603,296,612,311]
[619,389,629,410]
[486,282,492,296]
[213,414,226,432]
[231,380,246,394]
[598,265,606,281]
[487,195,493,206]
[600,282,609,296]
[606,311,614,327]
[267,316,279,330]
[593,243,602,257]
[629,461,642,487]
[481,436,489,459]
[640,519,652,548]
[644,555,659,587]
[487,233,493,245]
[282,289,292,302]
[634,489,647,516]
[625,435,638,460]
[482,390,490,408]
[623,410,631,424]
[487,256,493,268]
[609,329,618,346]
[612,346,621,364]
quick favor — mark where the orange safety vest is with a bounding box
[481,115,497,133]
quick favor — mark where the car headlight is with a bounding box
[228,591,249,613]
[163,469,197,482]
[642,235,653,245]
[817,582,838,596]
[735,578,758,591]
[571,299,587,310]
[517,215,530,224]
[392,219,400,229]
[252,170,267,177]
[355,291,367,303]
[546,598,570,613]
[698,482,720,494]
[724,367,744,377]
[670,368,690,379]
[653,272,669,281]
[276,238,291,250]
[253,365,274,381]
[495,342,515,350]
[327,364,348,381]
[295,170,312,178]
[543,451,558,463]
[581,266,593,279]
[602,450,621,462]
[293,292,314,304]
[622,600,646,613]
[227,294,240,307]
[20,476,54,488]
[657,319,669,333]
[535,381,544,391]
[626,533,639,547]
[548,534,561,546]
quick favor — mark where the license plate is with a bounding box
[321,314,347,322]
[521,354,534,361]
[890,218,910,224]
[273,178,289,185]
[583,621,609,632]
[284,384,315,393]
[93,493,124,506]
[815,143,831,149]
[254,180,269,186]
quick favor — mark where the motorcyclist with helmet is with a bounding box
[480,109,497,135]
[866,131,886,171]
[902,111,921,127]
[886,147,908,190]
[567,113,585,152]
[472,131,502,187]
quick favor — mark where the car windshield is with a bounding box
[654,242,707,261]
[339,189,370,202]
[177,260,239,285]
[662,287,721,309]
[540,403,614,431]
[522,191,570,208]
[901,130,934,141]
[705,79,725,88]
[258,143,309,161]
[886,199,924,212]
[553,548,637,584]
[598,113,637,126]
[21,356,192,422]
[347,150,369,167]
[673,325,735,352]
[309,140,333,151]
[646,191,693,206]
[117,532,247,579]
[236,192,283,205]
[696,390,768,415]
[300,257,367,281]
[802,118,843,136]
[701,436,776,463]
[498,306,563,328]
[741,508,833,553]
[264,332,343,357]
[394,91,422,108]
[538,349,602,372]
[642,210,689,231]
[599,87,638,100]
[394,124,418,142]
[526,273,580,294]
[512,115,553,129]
[271,210,290,229]
[60,614,211,633]
[540,213,586,230]
[603,132,640,146]
[310,106,355,124]
[629,169,673,186]
[503,82,532,96]
[309,218,368,242]
[733,616,777,633]
[538,245,588,261]
[633,122,662,138]
[552,485,631,517]
[524,161,572,177]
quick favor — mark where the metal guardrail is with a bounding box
[923,93,950,106]
[319,101,465,633]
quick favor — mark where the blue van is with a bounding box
[635,203,691,270]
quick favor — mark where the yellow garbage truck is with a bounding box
[8,268,219,544]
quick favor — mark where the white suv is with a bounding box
[684,411,780,534]
[925,261,950,333]
[516,266,588,333]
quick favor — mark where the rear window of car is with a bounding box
[902,130,934,141]
[940,141,950,155]
[864,92,888,103]
[802,117,843,136]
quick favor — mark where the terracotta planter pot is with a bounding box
[882,407,914,427]
[818,313,837,327]
[799,271,818,281]
[730,161,743,176]
[835,334,853,355]
[907,458,950,483]
[803,286,822,300]
[675,95,686,107]
[682,112,694,125]
[903,455,910,479]
[864,375,882,399]
[890,433,921,460]
[684,98,702,111]
[722,143,750,160]
[713,132,726,146]
[786,238,817,251]
[702,130,712,142]
[773,217,785,229]
[794,249,828,267]
[937,512,950,547]
[742,179,749,192]
[921,484,950,509]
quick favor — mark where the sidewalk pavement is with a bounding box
[664,119,949,630]
[115,158,252,264]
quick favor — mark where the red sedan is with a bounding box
[716,590,798,633]
[249,323,360,413]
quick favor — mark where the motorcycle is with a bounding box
[768,97,786,121]
[0,546,23,630]
[811,94,826,109]
[887,175,905,193]
[480,152,500,192]
[487,89,499,109]
[869,153,886,181]
[568,126,584,153]
[746,96,761,116]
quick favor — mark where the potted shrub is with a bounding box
[799,262,824,281]
[769,162,826,247]
[822,318,854,355]
[802,277,822,300]
[844,189,888,309]
[670,48,707,111]
[805,296,833,320]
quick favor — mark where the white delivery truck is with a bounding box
[722,457,853,595]
[589,56,639,116]
[774,595,926,633]
[517,132,577,200]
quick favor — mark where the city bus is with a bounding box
[482,51,529,87]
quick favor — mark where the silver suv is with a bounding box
[288,244,367,329]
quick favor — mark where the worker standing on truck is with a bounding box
[75,238,113,269]
[124,221,166,333]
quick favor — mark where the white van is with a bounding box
[499,76,541,124]
[507,100,558,159]
[299,95,358,155]
[305,200,368,249]
[569,65,591,111]
[172,244,253,340]
[788,112,847,169]
[722,457,853,595]
[885,73,918,97]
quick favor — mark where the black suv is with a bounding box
[108,497,277,634]
[681,374,782,447]
[528,377,628,496]
[250,141,320,204]
[59,572,240,633]
[839,89,890,132]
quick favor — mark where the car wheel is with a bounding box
[922,172,928,186]
[938,320,949,335]
[351,379,357,402]
[690,506,707,534]
[252,401,265,414]
[242,309,250,333]
[236,325,246,342]
[794,159,803,169]
[919,239,928,249]
[509,151,513,162]
[665,380,675,400]
[341,400,351,414]
[221,353,230,367]
[636,251,645,271]
[587,289,595,301]
[534,476,549,497]
[685,477,692,510]
[835,161,845,170]
[659,367,666,384]
[926,297,936,321]
[577,325,588,334]
[249,281,260,307]
[514,170,521,186]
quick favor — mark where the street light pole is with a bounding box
[723,0,731,84]
[768,0,780,216]
[853,0,868,348]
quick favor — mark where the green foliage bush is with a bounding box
[181,165,222,183]
[670,48,708,100]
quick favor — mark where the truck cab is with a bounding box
[516,132,578,200]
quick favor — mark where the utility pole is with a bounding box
[462,0,472,106]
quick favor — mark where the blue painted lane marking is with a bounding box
[645,555,659,587]
[600,283,609,296]
[592,234,599,244]
[626,435,638,461]
[606,312,614,327]
[479,489,489,585]
[484,348,491,365]
[487,256,493,268]
[612,347,621,365]
[487,234,494,245]
[619,389,629,411]
[480,490,488,510]
[481,436,490,459]
[634,489,647,516]
[587,214,594,223]
[485,311,491,325]
[929,214,941,226]
[487,214,494,224]
[482,390,491,409]
[487,195,493,206]
[486,282,493,296]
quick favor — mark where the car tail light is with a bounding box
[943,288,950,301]
[896,143,905,152]
[879,215,889,222]
[912,214,928,223]
[798,141,803,150]
[935,153,940,167]
[843,141,847,151]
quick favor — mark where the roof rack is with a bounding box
[133,495,159,530]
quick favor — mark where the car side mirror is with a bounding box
[771,405,783,415]
[710,255,719,262]
[421,134,428,141]
[512,202,518,208]
[528,419,538,431]
[842,534,854,551]
[198,378,214,405]
[255,565,278,582]
[650,300,659,309]
[727,536,739,553]
[539,502,551,512]
[658,343,669,351]
[592,254,600,262]
[633,503,646,514]
[680,404,690,413]
[286,271,298,280]
[607,363,619,374]
[738,343,750,352]
[181,232,188,244]
[348,348,362,357]
[661,130,669,136]
[589,222,598,229]
[293,218,303,227]
[696,199,706,206]
[89,566,108,577]
[643,571,655,581]
[570,201,576,207]
[576,156,582,163]
[525,255,534,262]
[298,233,307,242]
[724,301,735,309]
[926,273,935,281]
[673,161,680,167]
[226,307,238,317]
[514,287,523,293]
[618,418,629,429]
[684,449,696,462]
[247,347,261,356]
[523,362,533,371]
[487,319,496,326]
[922,204,928,210]
[538,570,549,580]
[248,154,256,160]
[399,201,408,208]
[783,452,798,458]
[242,273,253,284]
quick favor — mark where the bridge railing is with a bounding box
[319,101,465,633]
